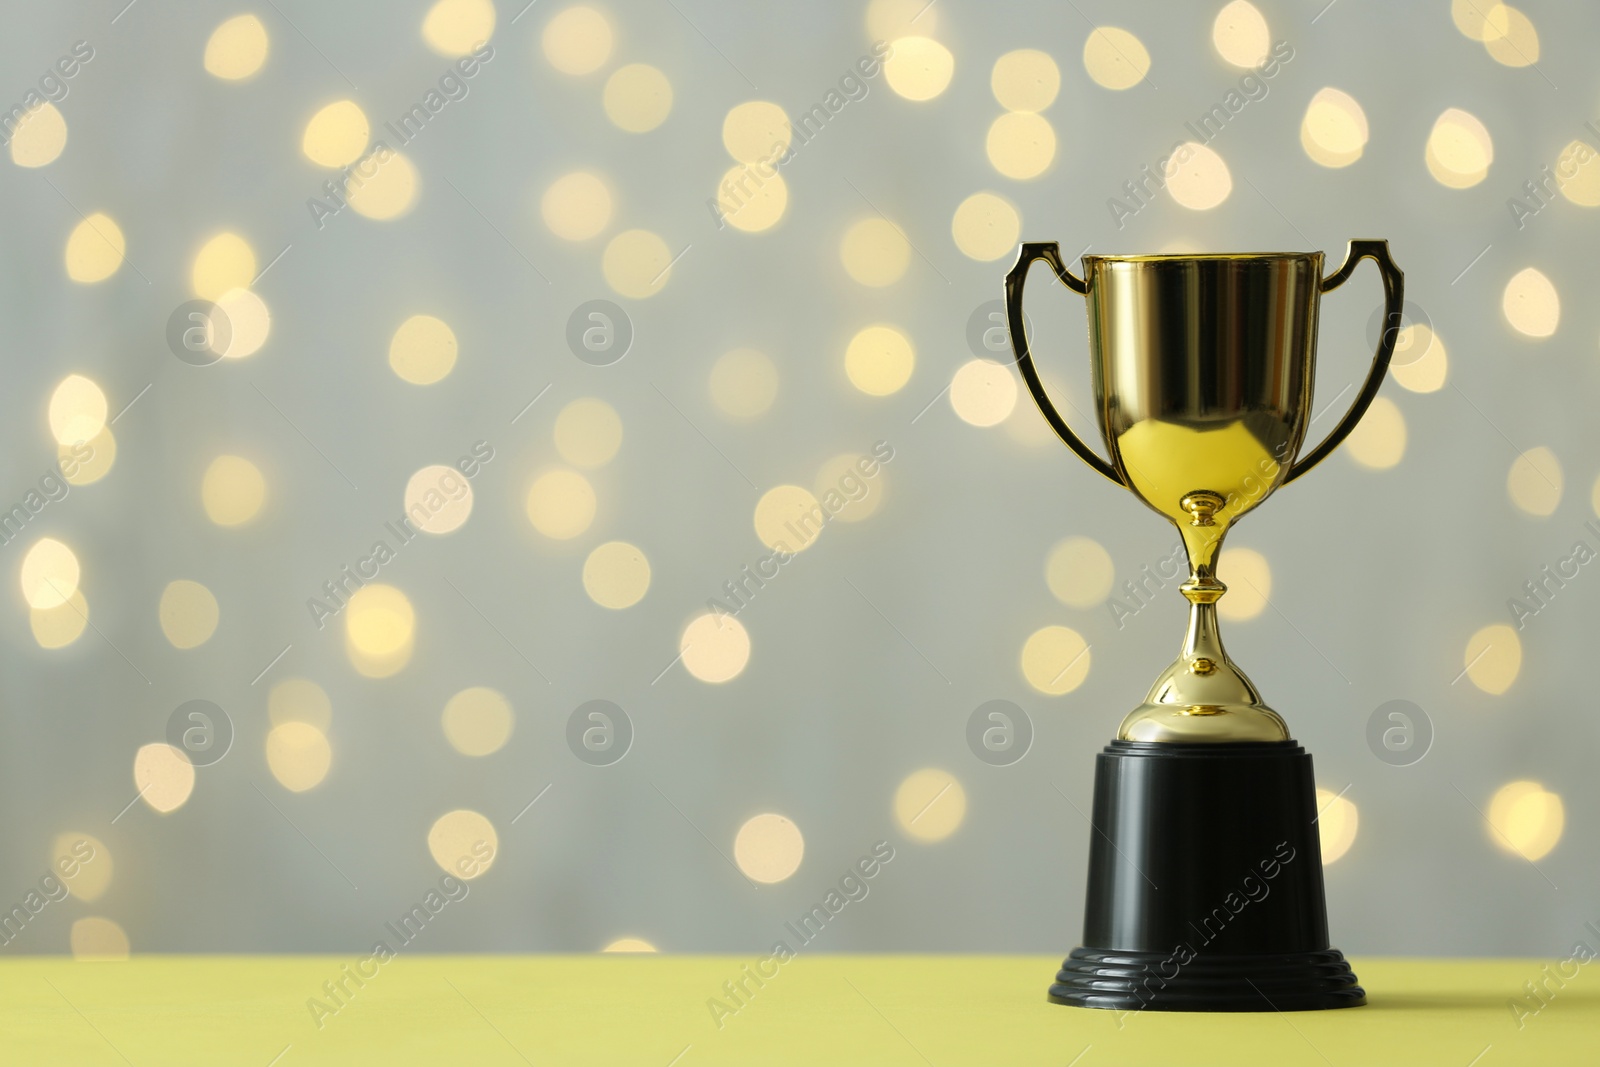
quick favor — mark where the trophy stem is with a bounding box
[1113,498,1289,743]
[1175,488,1234,686]
[1177,583,1228,681]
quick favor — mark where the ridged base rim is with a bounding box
[1049,947,1365,1012]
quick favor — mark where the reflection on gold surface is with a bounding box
[1007,241,1405,742]
[1092,255,1314,740]
[1116,420,1283,565]
[1099,257,1305,738]
[1089,254,1314,582]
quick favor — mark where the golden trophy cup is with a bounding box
[1005,241,1403,1011]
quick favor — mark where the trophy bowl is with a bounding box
[1005,240,1403,1011]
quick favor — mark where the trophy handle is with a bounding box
[1004,242,1126,487]
[1284,239,1405,485]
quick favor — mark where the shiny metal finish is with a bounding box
[1086,252,1320,577]
[1004,240,1404,743]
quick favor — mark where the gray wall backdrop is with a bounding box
[0,0,1595,957]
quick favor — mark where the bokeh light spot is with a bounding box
[709,348,778,420]
[269,678,333,731]
[8,102,67,167]
[845,325,915,396]
[716,164,788,233]
[1315,788,1358,864]
[1301,88,1368,168]
[754,485,823,552]
[1555,140,1600,207]
[894,768,967,842]
[301,100,370,168]
[734,813,804,883]
[840,218,911,287]
[345,588,416,681]
[191,232,256,302]
[214,288,271,359]
[347,152,418,219]
[542,6,613,75]
[1464,623,1522,695]
[1217,547,1271,621]
[949,359,1018,426]
[422,0,495,57]
[205,14,270,80]
[1507,446,1562,516]
[1391,325,1448,393]
[986,111,1056,180]
[61,428,116,487]
[201,455,266,526]
[1502,267,1559,337]
[267,716,332,793]
[48,374,107,447]
[883,37,954,101]
[206,13,268,80]
[1487,780,1563,861]
[583,541,651,609]
[555,398,623,469]
[1021,624,1091,694]
[1452,0,1498,39]
[389,314,458,385]
[134,743,195,813]
[1483,5,1539,67]
[814,453,884,523]
[404,464,475,534]
[1167,143,1232,210]
[428,809,499,879]
[442,687,514,756]
[603,63,673,133]
[159,579,219,649]
[1046,537,1114,609]
[951,192,1021,261]
[991,49,1059,112]
[52,833,111,902]
[603,229,673,299]
[526,469,597,539]
[1212,1,1271,67]
[723,101,791,163]
[1426,108,1493,189]
[70,917,129,960]
[20,537,80,610]
[31,589,89,649]
[345,584,415,658]
[65,213,126,283]
[541,171,612,241]
[867,0,938,39]
[1344,395,1406,470]
[680,612,750,683]
[1083,27,1150,90]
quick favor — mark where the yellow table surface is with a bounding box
[1,956,1590,1065]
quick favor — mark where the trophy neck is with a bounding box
[1115,518,1291,744]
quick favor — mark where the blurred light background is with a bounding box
[0,0,1596,960]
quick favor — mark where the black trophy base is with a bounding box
[1049,740,1365,1013]
[1050,947,1364,1012]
